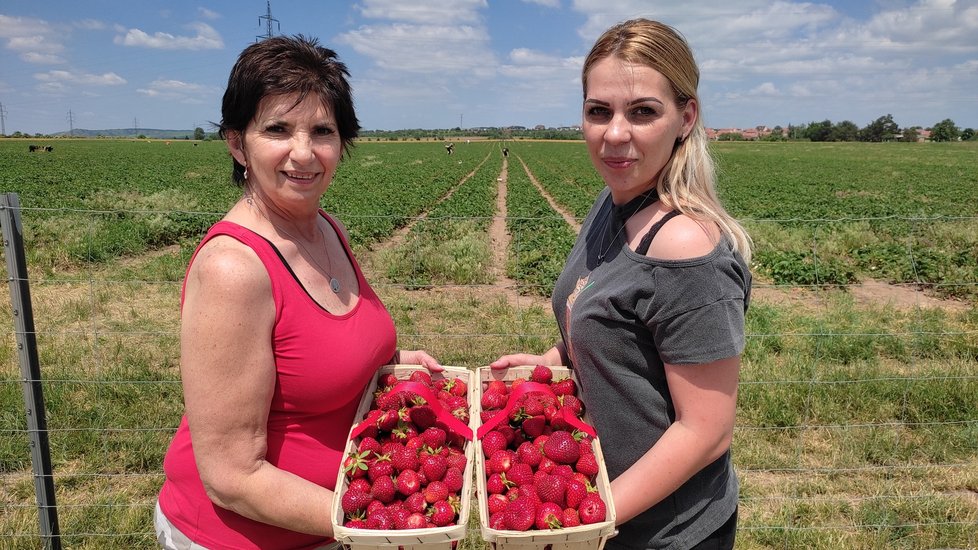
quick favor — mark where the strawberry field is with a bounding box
[1,137,976,549]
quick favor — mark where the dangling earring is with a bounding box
[243,166,249,180]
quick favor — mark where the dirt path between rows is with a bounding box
[517,156,582,233]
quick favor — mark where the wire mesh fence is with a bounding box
[2,204,976,549]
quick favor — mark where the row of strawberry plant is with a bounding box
[326,142,491,250]
[377,151,501,287]
[511,142,602,219]
[506,156,578,296]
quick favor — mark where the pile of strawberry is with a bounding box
[340,370,471,530]
[480,366,608,531]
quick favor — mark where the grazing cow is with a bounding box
[445,142,455,155]
[44,146,53,152]
[29,145,39,152]
[502,147,509,157]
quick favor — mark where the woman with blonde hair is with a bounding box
[493,19,751,549]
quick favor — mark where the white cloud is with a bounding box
[22,52,65,64]
[522,0,561,7]
[197,8,221,20]
[136,78,217,103]
[751,82,780,96]
[74,19,106,31]
[355,0,487,24]
[114,22,223,50]
[338,23,496,75]
[34,69,126,87]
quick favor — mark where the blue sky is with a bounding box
[2,0,976,135]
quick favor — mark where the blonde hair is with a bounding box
[582,19,752,262]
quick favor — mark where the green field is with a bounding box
[0,138,976,549]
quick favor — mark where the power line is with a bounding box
[257,1,280,42]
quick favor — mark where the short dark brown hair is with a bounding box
[219,35,360,185]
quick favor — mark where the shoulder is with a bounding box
[646,213,721,261]
[187,235,270,297]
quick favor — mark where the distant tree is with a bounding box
[805,119,833,142]
[830,120,859,141]
[962,128,975,141]
[717,132,745,141]
[194,127,205,140]
[930,119,960,142]
[900,127,919,142]
[859,114,899,142]
[11,131,24,138]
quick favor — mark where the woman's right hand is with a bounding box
[489,353,548,370]
[490,344,566,370]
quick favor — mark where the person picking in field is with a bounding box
[491,19,752,550]
[156,35,440,549]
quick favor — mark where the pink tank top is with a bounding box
[158,212,396,549]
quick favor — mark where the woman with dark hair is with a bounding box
[156,35,439,549]
[492,19,752,550]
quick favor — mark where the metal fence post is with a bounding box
[1,193,62,549]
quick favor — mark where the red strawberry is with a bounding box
[530,365,553,384]
[367,455,394,482]
[345,517,367,529]
[550,377,577,396]
[486,449,515,474]
[449,378,467,397]
[395,469,421,497]
[365,508,394,530]
[409,370,433,386]
[564,478,588,509]
[542,431,580,465]
[535,502,564,530]
[341,487,372,515]
[516,441,543,467]
[420,454,448,482]
[390,445,420,473]
[520,414,548,438]
[357,436,382,455]
[343,450,370,480]
[428,499,456,526]
[379,372,399,388]
[423,480,449,503]
[481,390,507,410]
[481,431,508,458]
[578,492,607,525]
[485,380,508,395]
[504,497,537,531]
[409,405,437,429]
[420,426,447,448]
[348,478,372,494]
[390,505,412,530]
[562,507,581,527]
[506,462,535,487]
[446,449,467,471]
[443,466,465,493]
[575,451,599,479]
[370,475,396,504]
[536,473,567,506]
[405,511,427,529]
[405,491,427,513]
[487,492,511,516]
[376,409,399,431]
[486,472,512,495]
[489,512,507,529]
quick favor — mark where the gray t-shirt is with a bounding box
[552,188,751,550]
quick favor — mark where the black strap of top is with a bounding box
[635,210,682,256]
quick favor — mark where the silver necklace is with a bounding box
[247,197,342,293]
[597,190,656,262]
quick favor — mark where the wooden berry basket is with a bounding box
[331,364,478,550]
[474,366,618,550]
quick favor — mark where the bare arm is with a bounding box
[490,342,566,370]
[181,236,334,536]
[609,356,740,524]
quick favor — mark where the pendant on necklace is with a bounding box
[330,278,341,293]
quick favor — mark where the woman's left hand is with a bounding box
[394,349,443,372]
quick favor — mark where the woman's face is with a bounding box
[228,93,342,209]
[582,57,695,204]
